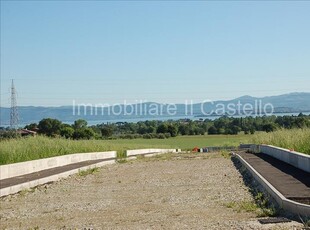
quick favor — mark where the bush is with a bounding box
[60,126,74,139]
[143,134,152,139]
[73,128,95,140]
[0,130,21,140]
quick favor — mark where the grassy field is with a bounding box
[1,129,309,165]
[251,128,310,154]
[0,134,250,165]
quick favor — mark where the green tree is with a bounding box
[228,125,241,135]
[38,118,62,137]
[24,123,38,131]
[73,119,88,130]
[101,126,114,138]
[157,123,168,134]
[195,127,205,135]
[137,123,148,134]
[60,126,74,139]
[178,124,190,135]
[73,128,95,139]
[208,126,217,135]
[262,123,277,133]
[167,124,178,137]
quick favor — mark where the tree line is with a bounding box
[0,113,309,140]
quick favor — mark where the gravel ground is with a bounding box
[0,153,303,229]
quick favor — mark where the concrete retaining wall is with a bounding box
[0,149,181,197]
[235,153,310,217]
[126,149,180,157]
[260,145,310,173]
[0,160,113,197]
[239,144,254,149]
[250,145,260,154]
[0,151,116,180]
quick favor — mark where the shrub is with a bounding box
[143,134,152,139]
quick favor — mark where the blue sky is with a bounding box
[1,1,310,106]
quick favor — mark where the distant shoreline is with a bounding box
[2,111,308,128]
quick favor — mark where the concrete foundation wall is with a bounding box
[126,149,179,157]
[250,145,260,154]
[239,144,254,149]
[260,145,310,173]
[0,159,114,197]
[235,153,310,217]
[0,151,116,180]
[0,149,182,197]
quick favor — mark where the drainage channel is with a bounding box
[237,151,310,205]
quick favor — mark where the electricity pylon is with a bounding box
[10,79,19,130]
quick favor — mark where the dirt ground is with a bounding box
[0,153,304,229]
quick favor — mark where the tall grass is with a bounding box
[0,136,171,165]
[0,134,249,165]
[251,128,310,154]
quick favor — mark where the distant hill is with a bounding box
[1,92,310,126]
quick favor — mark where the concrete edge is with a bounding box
[234,153,310,217]
[0,148,180,197]
[126,148,179,157]
[262,144,310,158]
[126,149,181,160]
[259,145,310,173]
[0,159,115,197]
[126,152,167,160]
[0,151,117,180]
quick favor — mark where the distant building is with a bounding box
[18,129,37,137]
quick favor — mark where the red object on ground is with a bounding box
[192,147,199,152]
